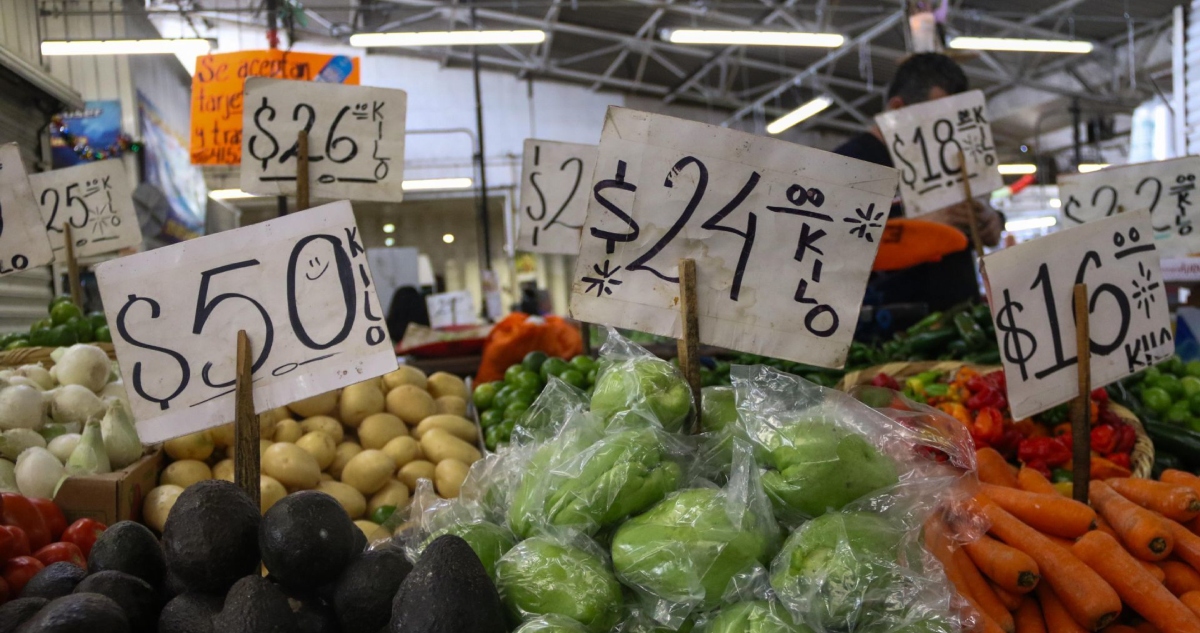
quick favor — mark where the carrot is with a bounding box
[965,533,1040,594]
[927,520,1008,633]
[1160,561,1200,596]
[1072,530,1200,633]
[1183,591,1200,619]
[978,497,1122,630]
[954,547,1017,632]
[1017,467,1060,496]
[1090,481,1175,561]
[978,448,1020,488]
[1035,582,1088,633]
[1135,623,1161,633]
[1107,478,1200,523]
[1040,532,1077,551]
[981,483,1097,538]
[993,583,1022,611]
[1141,559,1167,583]
[1166,519,1200,571]
[1015,597,1046,633]
[1101,626,1140,633]
[1189,515,1200,535]
[1162,470,1200,497]
[1096,515,1121,540]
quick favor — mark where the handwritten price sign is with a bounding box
[426,290,476,329]
[0,144,54,277]
[517,139,597,254]
[1058,157,1200,257]
[875,90,1002,217]
[28,160,142,261]
[95,201,396,443]
[983,211,1173,418]
[569,107,899,368]
[240,78,407,202]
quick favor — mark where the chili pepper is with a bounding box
[1104,452,1132,469]
[1038,403,1069,426]
[937,402,972,426]
[954,367,981,386]
[908,330,958,354]
[1025,460,1052,477]
[870,373,901,390]
[1091,387,1109,404]
[1097,406,1122,428]
[946,383,970,403]
[970,407,1006,447]
[984,370,1006,391]
[1051,467,1073,483]
[0,493,50,551]
[1090,400,1100,422]
[966,387,1006,411]
[945,339,972,357]
[1011,419,1046,439]
[953,312,987,348]
[28,498,66,541]
[1090,425,1119,455]
[61,518,106,559]
[924,383,950,398]
[1018,437,1071,468]
[1113,423,1138,454]
[963,349,1002,365]
[972,303,995,331]
[906,311,944,335]
[33,542,86,569]
[993,428,1025,460]
[1053,423,1072,438]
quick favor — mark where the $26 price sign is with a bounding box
[517,139,597,254]
[95,201,397,443]
[28,159,142,262]
[0,143,54,277]
[983,211,1173,419]
[570,107,899,368]
[240,78,407,202]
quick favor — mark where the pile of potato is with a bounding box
[142,367,481,539]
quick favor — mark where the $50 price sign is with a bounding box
[570,107,900,368]
[240,78,407,203]
[28,159,142,262]
[0,143,54,277]
[95,201,397,443]
[517,139,597,255]
[983,211,1173,419]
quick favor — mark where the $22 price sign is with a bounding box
[0,143,54,277]
[517,139,597,254]
[983,211,1173,419]
[875,90,1002,217]
[95,201,397,443]
[28,160,142,261]
[570,107,899,368]
[240,78,407,202]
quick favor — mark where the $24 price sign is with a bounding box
[95,201,397,443]
[875,90,1002,217]
[240,78,407,203]
[0,143,54,277]
[28,159,142,262]
[983,210,1173,419]
[517,139,597,254]
[570,107,899,368]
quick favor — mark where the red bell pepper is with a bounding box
[61,518,106,559]
[870,373,901,390]
[28,498,66,541]
[1090,425,1119,455]
[3,526,30,558]
[1113,423,1138,454]
[1090,387,1109,404]
[969,407,1005,447]
[33,541,85,569]
[966,387,1006,412]
[992,428,1025,460]
[1018,437,1071,468]
[1104,452,1132,469]
[0,494,50,551]
[3,556,43,595]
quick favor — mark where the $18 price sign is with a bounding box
[570,107,900,368]
[28,159,142,262]
[0,143,54,277]
[240,78,407,203]
[95,201,397,443]
[517,139,597,254]
[983,210,1173,419]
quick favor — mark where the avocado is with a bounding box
[88,522,166,587]
[350,524,367,555]
[156,593,222,633]
[293,601,339,633]
[331,545,413,633]
[389,535,505,633]
[159,573,187,605]
[0,597,48,633]
[210,576,295,633]
[13,593,129,633]
[259,491,356,594]
[162,481,260,595]
[74,571,160,633]
[21,563,87,600]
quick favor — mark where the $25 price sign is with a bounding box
[517,139,597,254]
[95,201,397,443]
[983,211,1173,419]
[28,159,142,262]
[570,107,899,368]
[240,78,407,203]
[0,143,54,277]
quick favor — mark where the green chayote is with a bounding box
[495,537,622,633]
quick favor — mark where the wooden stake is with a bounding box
[1070,283,1092,504]
[958,150,986,260]
[676,258,702,432]
[234,330,261,509]
[297,129,310,212]
[63,224,83,309]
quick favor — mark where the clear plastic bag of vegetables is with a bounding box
[590,328,694,433]
[511,375,591,446]
[399,478,517,580]
[513,614,594,633]
[696,599,811,633]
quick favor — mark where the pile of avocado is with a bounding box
[0,481,505,633]
[2,296,111,351]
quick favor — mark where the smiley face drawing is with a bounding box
[288,234,357,348]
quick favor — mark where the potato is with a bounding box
[288,390,339,418]
[382,436,422,469]
[358,413,408,450]
[353,519,388,544]
[317,480,367,519]
[386,385,438,425]
[434,459,470,499]
[260,440,273,456]
[435,396,468,417]
[341,449,396,495]
[413,414,477,443]
[300,415,344,443]
[160,460,212,489]
[340,381,386,428]
[273,419,303,443]
[209,423,235,448]
[260,475,286,514]
[383,366,427,391]
[320,472,334,482]
[419,429,481,465]
[164,430,214,461]
[213,459,235,482]
[397,460,436,491]
[262,442,322,490]
[143,485,184,533]
[426,372,468,400]
[259,407,289,440]
[330,442,363,479]
[368,479,410,515]
[295,431,337,470]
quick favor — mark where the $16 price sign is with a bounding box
[240,78,407,203]
[570,107,899,368]
[983,210,1173,419]
[0,143,54,277]
[517,139,597,254]
[28,159,142,262]
[95,201,397,443]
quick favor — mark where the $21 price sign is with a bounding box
[517,139,597,254]
[0,143,54,277]
[570,107,899,368]
[240,78,407,203]
[983,210,1173,419]
[28,159,142,261]
[95,201,397,443]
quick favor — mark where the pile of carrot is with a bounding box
[929,446,1200,633]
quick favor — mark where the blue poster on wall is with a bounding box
[138,92,206,242]
[50,100,123,168]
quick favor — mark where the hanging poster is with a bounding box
[50,100,123,169]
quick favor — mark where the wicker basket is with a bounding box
[838,361,1154,479]
[0,343,116,369]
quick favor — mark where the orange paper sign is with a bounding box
[190,50,360,165]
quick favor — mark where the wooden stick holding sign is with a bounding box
[234,330,262,509]
[63,224,83,309]
[1070,284,1092,504]
[297,130,310,213]
[676,258,703,433]
[958,149,986,260]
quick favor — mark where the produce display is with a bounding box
[472,351,598,451]
[1,296,112,350]
[1111,354,1200,476]
[0,492,104,597]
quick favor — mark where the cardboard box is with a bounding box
[54,449,163,526]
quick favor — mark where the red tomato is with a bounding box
[33,542,85,569]
[0,576,9,606]
[0,525,13,561]
[3,556,43,595]
[27,499,66,541]
[61,518,106,559]
[3,526,30,558]
[0,494,50,551]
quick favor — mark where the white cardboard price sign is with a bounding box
[983,211,1173,419]
[569,107,899,368]
[1058,157,1200,257]
[517,139,597,254]
[0,144,54,276]
[28,160,142,261]
[240,78,407,202]
[875,90,1002,217]
[426,290,476,328]
[95,201,396,443]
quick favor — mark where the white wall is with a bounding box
[0,0,42,68]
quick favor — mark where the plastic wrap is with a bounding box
[398,479,517,579]
[513,615,593,633]
[699,600,810,633]
[590,328,693,432]
[512,376,591,446]
[495,533,624,633]
[693,386,741,481]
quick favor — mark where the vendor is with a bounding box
[834,53,1003,312]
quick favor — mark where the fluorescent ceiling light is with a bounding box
[1006,216,1057,231]
[998,164,1037,175]
[41,38,213,56]
[1078,163,1110,174]
[443,234,456,244]
[209,189,258,200]
[350,31,545,47]
[665,29,844,47]
[384,237,395,246]
[402,177,473,191]
[766,96,834,135]
[948,36,1093,54]
[383,223,396,234]
[1049,198,1062,208]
